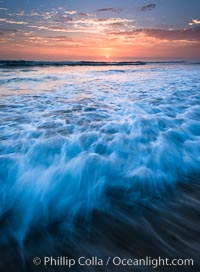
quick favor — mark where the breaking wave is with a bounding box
[0,63,199,271]
[0,60,147,68]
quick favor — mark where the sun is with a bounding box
[106,54,110,59]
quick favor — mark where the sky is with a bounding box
[0,0,200,60]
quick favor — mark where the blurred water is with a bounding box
[0,63,200,271]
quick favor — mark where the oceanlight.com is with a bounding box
[33,256,194,269]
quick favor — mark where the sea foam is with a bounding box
[0,64,199,262]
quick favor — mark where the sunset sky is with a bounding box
[0,0,200,60]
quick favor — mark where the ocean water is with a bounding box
[0,62,200,271]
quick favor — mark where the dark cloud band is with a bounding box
[137,3,156,12]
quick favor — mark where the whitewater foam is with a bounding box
[0,63,199,268]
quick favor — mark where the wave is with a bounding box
[0,60,147,68]
[0,75,59,84]
[0,60,198,69]
[0,63,199,271]
[1,60,198,69]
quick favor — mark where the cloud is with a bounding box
[42,11,57,20]
[0,28,19,33]
[0,28,19,37]
[29,17,135,34]
[29,11,40,16]
[79,12,94,17]
[0,7,8,11]
[29,25,68,32]
[7,11,25,17]
[15,11,25,16]
[55,15,74,21]
[26,9,77,20]
[137,4,156,12]
[189,19,200,26]
[0,28,22,43]
[64,10,77,15]
[0,18,28,24]
[142,28,200,41]
[29,25,97,34]
[95,8,122,13]
[27,34,73,46]
[108,27,200,42]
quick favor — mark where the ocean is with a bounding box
[0,61,199,271]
